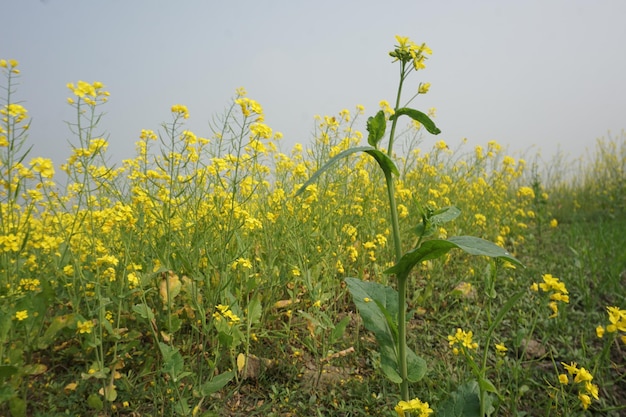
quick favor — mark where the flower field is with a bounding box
[1,53,625,417]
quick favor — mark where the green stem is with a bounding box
[386,62,410,401]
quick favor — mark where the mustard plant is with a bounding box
[298,36,523,415]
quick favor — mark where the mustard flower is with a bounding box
[448,328,478,354]
[605,306,626,333]
[418,82,431,94]
[394,397,433,417]
[560,361,600,409]
[517,186,535,199]
[171,104,189,119]
[29,157,55,179]
[14,310,28,321]
[77,320,94,334]
[579,393,591,410]
[495,343,508,355]
[532,274,569,318]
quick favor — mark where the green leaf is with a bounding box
[479,377,498,393]
[406,349,427,382]
[385,236,523,276]
[431,205,461,224]
[201,371,235,396]
[385,239,458,276]
[367,110,386,147]
[437,381,481,417]
[295,146,398,197]
[345,278,404,384]
[364,148,399,177]
[345,278,399,347]
[132,304,155,321]
[446,236,523,267]
[415,206,462,238]
[87,393,104,411]
[390,108,441,135]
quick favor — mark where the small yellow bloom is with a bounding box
[578,393,591,410]
[77,320,94,334]
[549,218,558,228]
[495,343,508,354]
[596,325,605,338]
[558,373,569,385]
[14,310,28,321]
[395,397,433,417]
[418,82,431,94]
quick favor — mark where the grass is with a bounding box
[1,57,625,416]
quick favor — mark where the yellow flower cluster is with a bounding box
[67,80,109,106]
[596,306,626,343]
[0,59,20,73]
[448,328,479,355]
[390,35,433,71]
[559,362,599,410]
[531,274,569,318]
[394,397,433,417]
[213,304,241,325]
[170,104,189,119]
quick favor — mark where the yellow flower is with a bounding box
[596,325,605,338]
[395,397,433,417]
[418,82,431,94]
[558,373,569,385]
[549,218,558,228]
[578,393,591,410]
[14,310,28,321]
[171,104,189,119]
[562,361,578,375]
[29,157,55,179]
[77,320,94,334]
[574,367,593,384]
[495,343,508,355]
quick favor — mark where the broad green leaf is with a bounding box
[415,206,461,238]
[380,359,402,383]
[479,377,498,393]
[385,239,458,276]
[385,236,523,276]
[437,380,481,417]
[446,236,523,267]
[345,278,399,346]
[431,205,461,224]
[364,148,399,177]
[132,304,155,321]
[201,371,235,395]
[346,278,409,384]
[390,107,441,135]
[367,110,386,147]
[295,146,398,196]
[406,349,427,382]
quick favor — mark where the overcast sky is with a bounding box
[2,0,625,167]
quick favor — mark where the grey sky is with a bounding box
[2,0,625,167]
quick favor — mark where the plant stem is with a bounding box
[386,62,410,401]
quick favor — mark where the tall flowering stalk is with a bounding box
[298,36,522,413]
